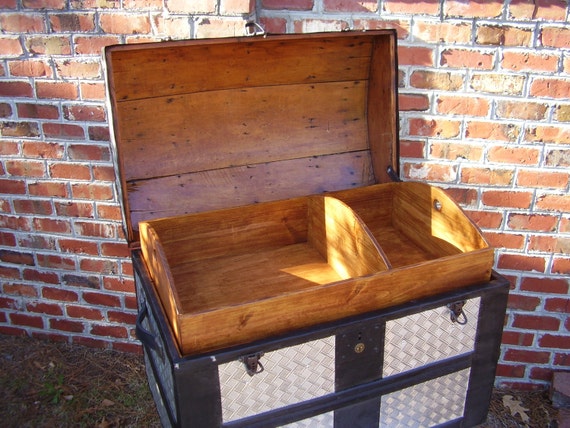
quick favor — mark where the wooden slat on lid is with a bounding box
[104,31,400,243]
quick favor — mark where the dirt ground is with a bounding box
[0,334,560,427]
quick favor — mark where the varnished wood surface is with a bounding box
[139,182,493,355]
[104,31,399,243]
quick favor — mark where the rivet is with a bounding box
[354,343,365,353]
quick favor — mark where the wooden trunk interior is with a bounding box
[105,31,495,356]
[140,182,493,355]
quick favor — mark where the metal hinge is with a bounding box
[239,352,265,376]
[447,300,468,325]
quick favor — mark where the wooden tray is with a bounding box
[140,182,492,355]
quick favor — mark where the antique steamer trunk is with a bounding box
[104,30,510,427]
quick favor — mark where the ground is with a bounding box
[0,334,560,427]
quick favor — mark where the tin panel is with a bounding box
[379,369,471,427]
[383,297,480,377]
[219,336,335,422]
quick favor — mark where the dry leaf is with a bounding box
[101,398,115,407]
[502,394,530,423]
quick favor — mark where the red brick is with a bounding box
[353,19,411,39]
[68,143,110,161]
[384,0,439,15]
[436,95,489,117]
[0,178,26,194]
[42,286,79,302]
[504,348,551,364]
[62,273,99,289]
[54,200,94,218]
[10,313,44,329]
[537,193,570,212]
[467,210,503,229]
[541,26,570,49]
[54,59,101,80]
[49,318,84,333]
[498,253,546,272]
[103,276,135,293]
[82,291,121,308]
[521,277,569,294]
[461,167,513,186]
[37,254,75,271]
[90,324,128,338]
[0,230,16,247]
[510,0,566,21]
[562,217,570,233]
[323,0,377,12]
[408,117,461,138]
[0,296,17,309]
[539,334,570,349]
[470,73,525,95]
[18,234,56,251]
[508,213,558,232]
[507,293,541,311]
[0,121,40,138]
[43,122,85,140]
[22,141,64,158]
[49,162,91,180]
[26,35,72,55]
[482,190,532,209]
[484,232,525,251]
[13,199,53,216]
[258,16,287,33]
[9,59,52,77]
[476,24,533,47]
[67,305,103,320]
[399,94,429,111]
[0,81,34,98]
[107,310,137,324]
[513,314,560,331]
[23,0,66,8]
[97,204,122,222]
[402,162,457,182]
[466,121,520,142]
[0,103,12,117]
[74,220,118,238]
[80,82,106,101]
[554,353,570,366]
[124,294,137,310]
[33,217,72,234]
[502,51,559,73]
[526,125,570,144]
[530,78,570,99]
[413,20,471,44]
[17,103,59,120]
[399,140,425,158]
[26,302,63,316]
[445,0,503,18]
[529,367,553,382]
[0,36,24,56]
[112,341,142,354]
[74,35,121,55]
[80,258,118,275]
[398,46,434,66]
[5,159,46,177]
[496,100,548,121]
[0,140,19,155]
[0,12,45,33]
[552,258,570,275]
[3,283,37,297]
[529,236,570,254]
[23,268,59,284]
[502,331,535,347]
[411,70,464,91]
[49,12,96,32]
[544,297,570,313]
[71,335,109,349]
[88,125,110,142]
[517,170,569,189]
[59,238,98,255]
[261,0,313,10]
[28,181,68,198]
[36,81,78,100]
[92,165,116,182]
[440,48,494,70]
[496,363,526,378]
[430,142,483,162]
[71,182,114,201]
[99,12,151,34]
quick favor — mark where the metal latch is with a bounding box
[239,352,264,376]
[447,300,468,325]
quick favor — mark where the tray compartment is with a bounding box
[140,195,390,355]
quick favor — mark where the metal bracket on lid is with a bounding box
[387,165,402,182]
[245,21,266,37]
[447,300,468,325]
[239,352,265,376]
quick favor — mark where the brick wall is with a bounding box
[0,0,568,389]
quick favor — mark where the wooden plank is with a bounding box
[128,151,375,229]
[116,81,368,181]
[174,249,494,355]
[392,182,490,256]
[308,196,390,278]
[106,35,374,101]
